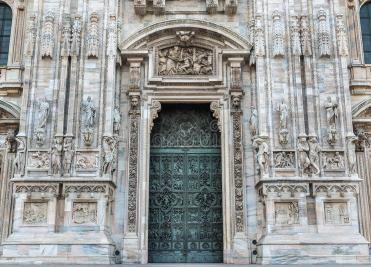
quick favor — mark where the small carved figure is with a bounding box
[298,137,311,175]
[113,106,121,134]
[131,96,140,110]
[308,136,321,175]
[13,137,26,176]
[253,137,269,175]
[347,136,358,175]
[249,107,258,137]
[51,137,63,175]
[274,152,295,168]
[82,96,96,129]
[63,137,74,175]
[176,31,195,46]
[102,137,117,175]
[232,96,241,109]
[6,129,16,153]
[36,97,50,130]
[277,100,288,130]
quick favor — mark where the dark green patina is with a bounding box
[148,104,223,263]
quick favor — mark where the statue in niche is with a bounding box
[50,137,63,175]
[253,137,269,176]
[324,96,338,145]
[63,138,74,176]
[158,46,213,76]
[81,96,96,146]
[276,100,289,145]
[34,98,50,146]
[13,137,26,176]
[298,137,311,175]
[308,136,321,175]
[249,107,258,137]
[113,106,121,134]
[102,137,117,175]
[347,136,358,175]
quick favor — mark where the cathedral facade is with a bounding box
[0,0,370,264]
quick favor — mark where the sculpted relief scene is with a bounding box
[0,0,369,265]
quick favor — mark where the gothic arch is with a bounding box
[352,99,371,119]
[119,19,252,51]
[0,100,20,119]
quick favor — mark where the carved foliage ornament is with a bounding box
[107,15,117,58]
[300,16,312,56]
[336,14,349,57]
[158,46,213,76]
[254,15,265,57]
[41,12,55,58]
[23,202,48,225]
[25,15,37,57]
[71,15,82,56]
[291,16,301,56]
[61,15,71,57]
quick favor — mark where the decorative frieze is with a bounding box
[72,202,97,224]
[336,14,348,57]
[86,12,100,58]
[274,151,295,169]
[41,12,55,58]
[275,202,299,225]
[322,151,345,170]
[158,46,213,76]
[81,96,96,146]
[263,183,309,196]
[272,11,285,57]
[14,183,58,194]
[127,95,141,232]
[206,0,218,14]
[64,183,112,195]
[231,95,244,232]
[23,202,48,225]
[314,183,358,195]
[317,9,331,57]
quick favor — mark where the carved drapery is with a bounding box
[127,95,141,233]
[231,96,244,232]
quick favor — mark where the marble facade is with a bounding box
[0,0,369,265]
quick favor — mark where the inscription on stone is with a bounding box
[23,202,48,225]
[274,202,299,225]
[72,202,97,224]
[324,202,350,224]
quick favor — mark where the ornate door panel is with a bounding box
[148,105,223,263]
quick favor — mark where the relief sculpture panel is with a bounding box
[158,46,213,76]
[274,202,299,225]
[23,202,48,225]
[324,202,350,225]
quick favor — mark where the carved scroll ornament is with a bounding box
[158,46,213,76]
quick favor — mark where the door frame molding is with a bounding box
[123,91,250,264]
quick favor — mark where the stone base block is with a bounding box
[257,234,370,264]
[0,232,115,264]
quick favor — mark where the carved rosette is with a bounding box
[150,101,161,131]
[127,95,141,232]
[231,96,244,232]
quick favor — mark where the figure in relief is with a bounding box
[276,100,289,145]
[34,98,50,146]
[113,106,121,134]
[63,138,74,175]
[158,46,213,76]
[14,137,26,176]
[347,136,358,175]
[50,137,63,175]
[253,137,269,175]
[298,137,311,175]
[325,96,338,145]
[102,137,117,176]
[308,137,321,175]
